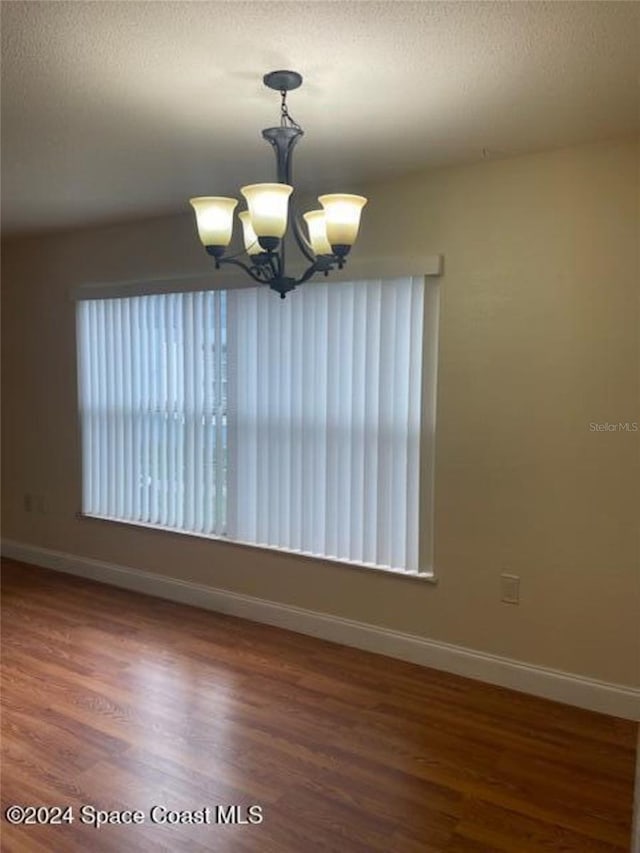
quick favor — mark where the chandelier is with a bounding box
[189,70,367,298]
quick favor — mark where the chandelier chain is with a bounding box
[280,89,301,130]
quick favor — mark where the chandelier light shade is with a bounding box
[238,211,263,257]
[189,70,367,298]
[318,194,368,248]
[302,210,333,256]
[189,196,238,247]
[240,183,293,241]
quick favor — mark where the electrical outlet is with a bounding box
[501,573,520,604]
[23,493,33,512]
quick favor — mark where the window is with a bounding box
[77,276,434,575]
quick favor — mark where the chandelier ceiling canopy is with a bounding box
[189,70,367,298]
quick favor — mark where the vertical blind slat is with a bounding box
[214,291,224,535]
[163,295,170,527]
[183,293,195,531]
[407,278,424,573]
[313,289,328,556]
[281,297,292,549]
[362,282,380,565]
[203,292,214,534]
[290,294,303,553]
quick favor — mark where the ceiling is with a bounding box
[1,1,638,236]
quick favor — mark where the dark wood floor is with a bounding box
[1,558,637,852]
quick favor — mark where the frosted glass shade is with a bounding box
[239,211,264,256]
[303,210,333,256]
[318,194,367,246]
[189,197,238,247]
[240,183,293,239]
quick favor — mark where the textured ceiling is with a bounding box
[1,1,638,235]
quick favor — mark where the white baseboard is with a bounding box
[2,538,639,721]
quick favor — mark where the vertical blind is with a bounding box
[227,277,424,571]
[77,276,425,573]
[77,291,227,535]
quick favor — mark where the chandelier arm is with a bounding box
[218,257,270,285]
[254,264,272,282]
[253,262,278,284]
[248,264,266,282]
[265,253,279,280]
[219,244,258,263]
[290,209,316,263]
[295,260,325,287]
[279,232,286,279]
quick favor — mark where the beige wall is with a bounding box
[2,136,639,687]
